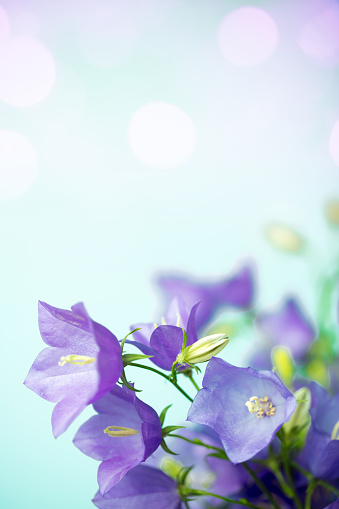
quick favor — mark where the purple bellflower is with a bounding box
[256,297,316,361]
[157,264,255,332]
[300,382,339,481]
[73,384,162,495]
[187,357,296,463]
[129,297,200,371]
[24,301,123,438]
[92,465,183,509]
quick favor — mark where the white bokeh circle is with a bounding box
[218,8,279,67]
[0,131,38,201]
[329,121,339,167]
[0,36,56,107]
[128,102,196,169]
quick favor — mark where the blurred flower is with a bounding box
[24,301,123,437]
[157,263,255,332]
[92,465,183,509]
[73,384,162,495]
[271,346,296,388]
[187,357,296,463]
[149,424,248,506]
[265,223,304,253]
[300,382,339,481]
[325,199,339,226]
[256,297,316,361]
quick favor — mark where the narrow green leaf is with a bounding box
[122,353,153,366]
[120,328,142,352]
[160,439,178,456]
[159,404,172,426]
[120,370,142,392]
[162,425,185,437]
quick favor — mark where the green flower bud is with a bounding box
[283,387,310,438]
[176,334,229,365]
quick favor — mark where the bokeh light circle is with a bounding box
[0,131,38,201]
[297,3,339,67]
[128,102,196,169]
[0,6,10,42]
[329,121,339,167]
[218,8,279,67]
[0,37,56,107]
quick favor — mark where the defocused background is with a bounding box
[0,0,338,507]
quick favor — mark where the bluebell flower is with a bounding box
[187,357,296,463]
[73,385,162,494]
[92,465,183,509]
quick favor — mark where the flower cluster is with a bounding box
[24,247,339,508]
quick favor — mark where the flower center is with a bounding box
[58,354,95,366]
[104,426,139,437]
[245,396,276,418]
[331,420,339,440]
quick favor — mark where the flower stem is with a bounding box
[305,479,317,509]
[186,371,200,392]
[281,446,303,509]
[169,433,226,455]
[242,463,281,509]
[128,362,193,403]
[182,488,263,509]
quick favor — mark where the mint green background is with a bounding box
[0,0,338,507]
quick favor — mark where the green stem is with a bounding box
[281,448,303,509]
[187,372,200,392]
[242,463,281,509]
[316,479,339,497]
[305,479,317,509]
[183,488,263,509]
[169,433,226,455]
[128,363,193,403]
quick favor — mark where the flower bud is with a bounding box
[176,334,229,365]
[325,199,339,226]
[283,387,310,437]
[265,223,304,253]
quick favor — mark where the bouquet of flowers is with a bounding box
[24,203,339,509]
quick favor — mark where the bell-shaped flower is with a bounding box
[187,357,296,464]
[24,301,123,437]
[129,298,200,371]
[92,465,183,509]
[73,384,162,495]
[256,297,316,361]
[157,263,255,332]
[299,382,339,481]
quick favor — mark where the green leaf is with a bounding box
[120,328,142,352]
[160,439,178,456]
[162,425,185,437]
[159,405,172,426]
[122,353,153,366]
[177,465,193,486]
[120,369,142,392]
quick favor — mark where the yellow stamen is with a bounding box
[331,420,339,440]
[104,426,140,437]
[245,395,276,419]
[58,354,95,366]
[176,313,181,327]
[161,317,167,325]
